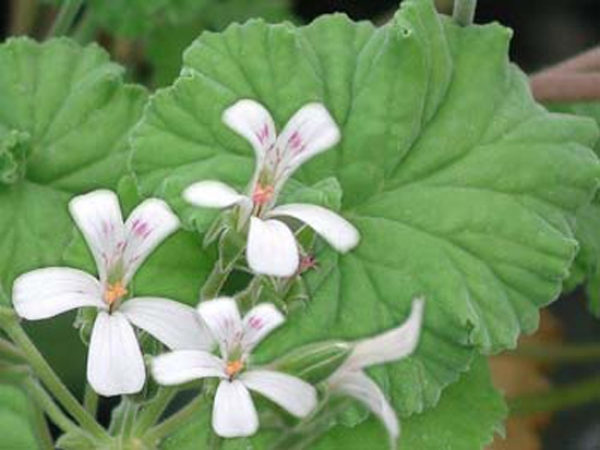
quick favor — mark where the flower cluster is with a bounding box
[11,100,425,445]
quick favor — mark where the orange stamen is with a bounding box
[225,360,244,378]
[252,184,275,205]
[104,282,128,306]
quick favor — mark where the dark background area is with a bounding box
[1,1,600,448]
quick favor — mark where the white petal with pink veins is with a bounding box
[223,99,276,164]
[241,303,284,353]
[197,298,243,358]
[277,103,340,178]
[69,190,125,282]
[122,198,179,283]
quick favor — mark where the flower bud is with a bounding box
[270,341,352,384]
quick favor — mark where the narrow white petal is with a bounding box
[152,350,226,385]
[12,268,104,320]
[68,190,125,281]
[247,217,299,277]
[241,304,285,353]
[121,298,213,351]
[122,198,180,283]
[87,311,145,397]
[241,370,317,418]
[222,99,276,163]
[344,299,424,371]
[277,103,340,176]
[197,298,242,358]
[270,203,360,253]
[212,380,259,438]
[331,371,399,441]
[183,181,248,209]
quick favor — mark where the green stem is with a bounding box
[0,309,109,442]
[512,343,600,364]
[144,396,206,444]
[133,387,177,435]
[510,376,600,416]
[49,0,84,37]
[23,378,79,435]
[453,0,477,26]
[31,400,55,450]
[83,384,99,417]
[72,11,97,44]
[201,264,233,301]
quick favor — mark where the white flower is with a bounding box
[12,190,212,397]
[183,100,360,278]
[327,299,424,444]
[152,298,318,438]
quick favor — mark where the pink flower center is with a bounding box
[252,184,275,205]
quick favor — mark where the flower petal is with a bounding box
[12,268,104,320]
[183,181,248,209]
[122,199,180,283]
[87,311,145,396]
[247,217,299,277]
[222,99,276,164]
[277,103,340,176]
[121,298,213,351]
[241,370,317,418]
[241,303,284,353]
[212,380,259,438]
[68,190,125,282]
[344,298,424,371]
[197,298,242,358]
[331,371,399,441]
[270,203,360,253]
[152,350,226,385]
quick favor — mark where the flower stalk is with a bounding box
[453,0,477,26]
[0,307,109,442]
[144,395,207,444]
[49,0,84,37]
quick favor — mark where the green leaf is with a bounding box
[312,358,506,450]
[0,384,42,449]
[549,102,600,316]
[131,0,600,415]
[0,37,147,298]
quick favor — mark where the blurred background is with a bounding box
[2,1,600,449]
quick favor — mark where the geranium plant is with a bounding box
[0,0,600,449]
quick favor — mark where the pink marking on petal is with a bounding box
[248,316,263,330]
[256,123,270,145]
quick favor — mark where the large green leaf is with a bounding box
[131,0,600,415]
[160,358,506,450]
[0,37,147,297]
[550,102,600,316]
